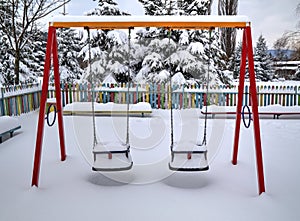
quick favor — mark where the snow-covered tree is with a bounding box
[229,41,242,80]
[139,0,211,16]
[188,29,226,84]
[106,30,131,82]
[0,3,47,85]
[0,0,68,84]
[56,28,83,83]
[136,0,225,84]
[177,0,211,15]
[20,25,46,83]
[0,1,17,85]
[0,33,15,85]
[254,35,274,81]
[230,36,274,82]
[139,0,178,15]
[135,37,176,83]
[80,0,130,83]
[88,0,129,16]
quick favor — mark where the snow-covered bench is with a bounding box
[63,102,152,117]
[201,105,300,119]
[0,116,21,143]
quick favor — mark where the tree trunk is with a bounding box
[14,48,20,85]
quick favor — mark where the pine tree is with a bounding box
[106,30,130,83]
[178,0,210,15]
[88,0,130,15]
[0,1,16,85]
[136,0,226,84]
[139,0,178,15]
[136,37,177,83]
[80,0,130,83]
[21,25,47,83]
[56,28,83,83]
[254,35,274,81]
[0,32,15,85]
[229,41,242,80]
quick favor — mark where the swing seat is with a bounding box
[169,142,209,172]
[92,142,133,171]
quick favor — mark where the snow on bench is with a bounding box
[63,102,152,117]
[0,116,21,143]
[201,105,300,119]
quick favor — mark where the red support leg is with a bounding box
[245,27,265,194]
[52,30,67,161]
[31,27,55,187]
[232,30,247,165]
[31,27,67,187]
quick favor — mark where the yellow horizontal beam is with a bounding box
[50,15,250,29]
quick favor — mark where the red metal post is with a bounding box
[31,27,55,187]
[245,26,265,194]
[52,30,67,162]
[31,27,67,187]
[232,27,266,195]
[232,30,247,165]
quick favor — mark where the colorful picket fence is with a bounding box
[1,82,300,116]
[0,84,41,116]
[50,82,300,109]
[50,83,236,109]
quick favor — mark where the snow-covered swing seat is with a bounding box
[85,27,134,172]
[92,141,133,171]
[168,29,213,172]
[169,141,209,171]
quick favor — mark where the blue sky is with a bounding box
[59,0,299,48]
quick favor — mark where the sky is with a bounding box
[57,0,299,48]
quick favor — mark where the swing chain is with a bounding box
[168,28,174,149]
[86,27,97,148]
[202,28,213,146]
[126,28,133,146]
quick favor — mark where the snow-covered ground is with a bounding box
[0,109,300,221]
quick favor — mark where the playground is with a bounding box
[0,109,300,221]
[0,15,300,221]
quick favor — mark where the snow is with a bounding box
[155,70,169,82]
[2,85,41,98]
[94,86,147,92]
[188,42,205,55]
[174,87,237,93]
[107,30,127,45]
[202,104,300,114]
[172,72,186,85]
[1,108,300,221]
[102,73,117,84]
[275,61,300,65]
[0,116,21,134]
[63,102,152,113]
[50,15,250,24]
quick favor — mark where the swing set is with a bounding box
[31,15,265,195]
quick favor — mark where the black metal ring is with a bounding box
[242,105,251,128]
[46,103,57,127]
